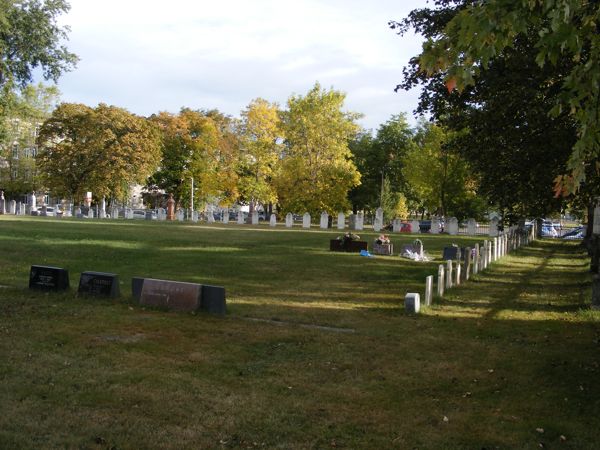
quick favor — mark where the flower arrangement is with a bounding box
[338,232,361,244]
[375,234,390,245]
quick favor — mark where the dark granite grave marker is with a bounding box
[442,246,463,261]
[29,265,70,291]
[201,285,227,315]
[78,271,120,298]
[131,277,145,302]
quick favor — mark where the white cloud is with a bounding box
[55,0,429,130]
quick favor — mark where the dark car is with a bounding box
[419,220,431,233]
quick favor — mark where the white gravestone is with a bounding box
[285,212,293,228]
[251,210,259,225]
[411,219,420,234]
[270,214,277,227]
[431,218,441,234]
[177,209,184,221]
[374,207,383,232]
[473,244,480,274]
[222,208,229,224]
[16,201,22,215]
[87,208,94,219]
[192,211,199,223]
[9,200,16,214]
[337,212,345,230]
[207,210,215,223]
[489,217,499,237]
[392,219,401,233]
[425,275,433,306]
[446,260,453,289]
[320,212,329,229]
[99,197,106,219]
[29,192,36,210]
[447,217,459,235]
[157,208,165,221]
[356,212,364,231]
[237,211,244,225]
[437,265,445,297]
[302,212,311,229]
[404,293,420,314]
[467,218,477,235]
[0,193,4,214]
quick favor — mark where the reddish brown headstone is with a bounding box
[139,278,201,312]
[166,194,175,221]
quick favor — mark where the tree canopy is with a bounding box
[36,103,161,203]
[274,83,361,216]
[392,0,600,194]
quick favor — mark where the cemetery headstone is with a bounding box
[431,218,441,234]
[131,277,145,302]
[99,197,106,219]
[157,208,166,221]
[237,211,245,225]
[302,212,311,228]
[356,212,364,231]
[0,190,4,214]
[251,210,259,225]
[467,218,477,235]
[17,201,22,215]
[425,275,433,306]
[337,212,345,230]
[320,211,329,229]
[207,209,215,223]
[462,247,472,281]
[222,208,229,224]
[41,205,47,216]
[392,219,401,233]
[177,209,184,221]
[447,217,459,235]
[437,265,445,297]
[138,278,227,315]
[404,293,420,314]
[489,217,499,237]
[166,194,175,220]
[411,219,420,234]
[192,211,199,223]
[29,192,36,210]
[374,207,383,232]
[348,214,357,230]
[78,271,120,298]
[442,245,461,261]
[75,207,82,218]
[446,260,453,289]
[285,212,293,228]
[29,265,69,291]
[9,200,16,215]
[270,214,277,227]
[87,208,94,219]
[455,262,461,285]
[473,244,480,274]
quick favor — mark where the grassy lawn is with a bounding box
[0,216,598,449]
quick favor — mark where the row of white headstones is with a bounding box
[405,222,539,314]
[1,198,507,237]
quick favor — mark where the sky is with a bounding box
[54,0,430,133]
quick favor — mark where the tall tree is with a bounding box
[274,83,361,216]
[349,114,415,219]
[36,103,161,203]
[147,109,220,208]
[392,0,599,194]
[0,0,77,137]
[238,98,282,214]
[0,82,60,196]
[403,120,485,220]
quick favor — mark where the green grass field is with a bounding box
[0,216,598,449]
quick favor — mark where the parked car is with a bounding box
[400,222,412,233]
[132,209,157,220]
[32,206,57,216]
[419,220,431,233]
[561,226,586,240]
[541,224,559,237]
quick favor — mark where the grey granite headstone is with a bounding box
[29,265,69,291]
[285,212,293,228]
[320,211,329,229]
[270,214,277,227]
[78,271,120,298]
[302,212,311,228]
[337,212,345,230]
[404,293,420,314]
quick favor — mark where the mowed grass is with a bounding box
[0,216,598,449]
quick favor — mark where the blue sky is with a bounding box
[55,0,429,132]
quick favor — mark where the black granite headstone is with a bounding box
[78,271,120,298]
[442,246,460,261]
[29,265,69,291]
[131,277,145,301]
[200,284,227,315]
